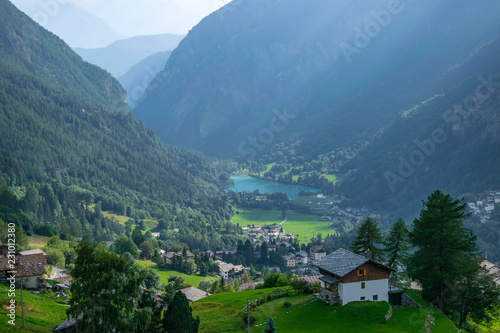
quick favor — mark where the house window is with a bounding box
[360,297,366,301]
[373,295,378,301]
[357,269,366,276]
[361,282,365,289]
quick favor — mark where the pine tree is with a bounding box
[263,317,277,333]
[384,218,411,270]
[350,217,383,260]
[408,190,477,314]
[163,291,200,333]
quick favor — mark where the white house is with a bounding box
[313,248,393,306]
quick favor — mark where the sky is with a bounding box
[75,0,232,36]
[11,0,232,37]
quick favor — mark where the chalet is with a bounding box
[309,245,326,261]
[283,254,296,267]
[296,250,309,264]
[164,252,175,265]
[215,261,245,279]
[0,252,47,289]
[313,248,393,306]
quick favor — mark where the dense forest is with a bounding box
[0,0,235,248]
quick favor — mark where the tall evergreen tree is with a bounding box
[408,190,477,314]
[384,218,411,270]
[163,291,200,333]
[350,217,383,260]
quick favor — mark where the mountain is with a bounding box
[9,0,125,48]
[117,51,172,109]
[134,0,500,161]
[343,36,500,217]
[0,0,233,245]
[74,34,185,78]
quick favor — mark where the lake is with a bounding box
[227,175,320,200]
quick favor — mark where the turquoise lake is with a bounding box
[227,175,320,200]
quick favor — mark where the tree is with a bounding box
[114,237,139,258]
[384,218,411,270]
[142,267,161,291]
[263,317,277,333]
[131,226,146,247]
[259,243,269,265]
[198,278,215,292]
[199,263,208,277]
[140,241,154,260]
[408,190,477,314]
[350,217,383,260]
[451,266,500,326]
[163,291,200,333]
[44,247,65,266]
[184,259,197,275]
[68,242,151,332]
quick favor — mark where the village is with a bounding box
[467,191,500,222]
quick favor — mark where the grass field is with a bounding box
[192,288,458,333]
[230,208,336,243]
[135,260,216,287]
[27,235,51,249]
[0,283,68,332]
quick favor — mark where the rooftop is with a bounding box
[180,287,211,302]
[312,248,370,278]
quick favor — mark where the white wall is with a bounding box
[339,279,389,305]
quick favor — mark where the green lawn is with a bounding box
[230,208,336,243]
[322,173,345,184]
[0,283,68,332]
[259,163,276,175]
[135,260,216,287]
[192,288,457,333]
[27,235,51,249]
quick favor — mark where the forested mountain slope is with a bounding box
[343,36,500,217]
[0,0,233,244]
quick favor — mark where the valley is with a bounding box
[1,0,500,332]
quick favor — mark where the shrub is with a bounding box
[283,301,292,308]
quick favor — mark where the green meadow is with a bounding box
[230,208,336,243]
[135,260,216,287]
[192,288,458,333]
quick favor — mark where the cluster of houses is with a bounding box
[482,260,500,286]
[240,224,294,243]
[468,192,500,222]
[0,245,51,289]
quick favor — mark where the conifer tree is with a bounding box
[384,218,411,270]
[263,317,277,333]
[408,190,477,314]
[163,291,200,333]
[350,217,383,260]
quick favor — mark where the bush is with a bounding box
[43,247,65,266]
[283,301,292,308]
[243,314,255,325]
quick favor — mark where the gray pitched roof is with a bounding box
[312,248,369,278]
